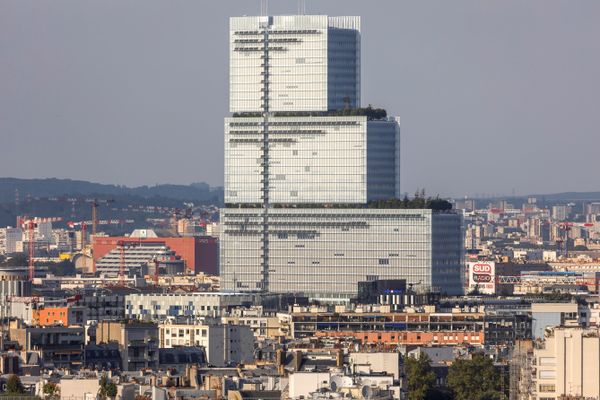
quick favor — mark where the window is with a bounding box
[538,357,556,366]
[378,258,389,265]
[539,370,556,379]
[538,384,555,393]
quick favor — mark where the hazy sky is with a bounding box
[1,1,599,198]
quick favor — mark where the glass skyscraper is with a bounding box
[221,15,463,299]
[230,15,361,113]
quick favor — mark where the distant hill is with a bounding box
[0,178,223,204]
[0,178,223,229]
[457,191,600,205]
[528,191,600,202]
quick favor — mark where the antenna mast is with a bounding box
[260,0,268,16]
[298,0,306,15]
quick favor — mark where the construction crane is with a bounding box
[118,240,126,287]
[90,198,115,236]
[67,218,134,274]
[556,222,594,257]
[18,216,63,281]
[496,273,600,293]
[68,221,90,273]
[152,256,160,286]
[171,208,183,235]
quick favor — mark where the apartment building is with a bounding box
[158,321,253,367]
[533,327,600,399]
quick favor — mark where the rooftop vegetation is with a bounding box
[225,191,453,211]
[232,105,388,121]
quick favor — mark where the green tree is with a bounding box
[401,195,410,208]
[447,354,506,400]
[6,374,25,394]
[43,382,60,400]
[405,353,437,400]
[99,375,118,400]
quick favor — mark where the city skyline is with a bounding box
[2,3,600,396]
[1,0,599,198]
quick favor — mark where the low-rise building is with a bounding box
[222,308,285,339]
[34,306,87,327]
[484,313,532,345]
[72,289,126,321]
[290,309,486,346]
[96,321,159,371]
[0,227,22,254]
[158,320,254,367]
[83,342,121,370]
[9,322,84,370]
[59,377,101,400]
[531,302,583,339]
[158,347,207,370]
[93,232,218,275]
[0,266,32,319]
[125,292,257,321]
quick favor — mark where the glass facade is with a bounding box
[221,208,464,297]
[229,15,360,113]
[367,119,401,200]
[225,116,399,204]
[221,14,463,298]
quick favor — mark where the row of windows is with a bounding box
[165,328,208,337]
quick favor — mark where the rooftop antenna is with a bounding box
[298,0,306,15]
[260,0,268,16]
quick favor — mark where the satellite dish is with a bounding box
[331,376,353,392]
[330,378,339,392]
[361,386,374,399]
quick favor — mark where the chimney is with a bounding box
[293,350,302,371]
[336,349,343,368]
[276,349,286,375]
[189,365,199,389]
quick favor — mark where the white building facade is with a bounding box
[0,227,22,254]
[221,208,463,298]
[534,327,600,399]
[230,15,360,113]
[221,14,463,299]
[225,116,400,204]
[159,321,254,366]
[124,292,256,320]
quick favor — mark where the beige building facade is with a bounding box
[534,326,600,399]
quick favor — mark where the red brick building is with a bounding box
[93,235,218,275]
